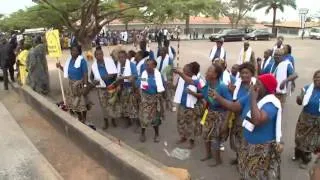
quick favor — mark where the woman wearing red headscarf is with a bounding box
[212,74,283,180]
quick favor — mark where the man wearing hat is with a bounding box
[209,38,226,63]
[272,36,284,56]
[238,41,256,68]
[211,74,283,179]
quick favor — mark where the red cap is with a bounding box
[258,74,277,94]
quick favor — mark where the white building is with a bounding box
[264,21,320,37]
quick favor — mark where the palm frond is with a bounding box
[278,4,284,12]
[254,2,270,11]
[286,0,297,9]
[255,0,297,13]
[253,0,277,11]
[265,6,272,14]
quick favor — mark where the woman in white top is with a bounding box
[90,46,119,129]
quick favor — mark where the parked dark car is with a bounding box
[245,29,271,41]
[209,29,245,42]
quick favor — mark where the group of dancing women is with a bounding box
[56,36,320,180]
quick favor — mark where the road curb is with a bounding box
[11,83,179,180]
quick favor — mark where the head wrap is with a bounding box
[258,74,277,94]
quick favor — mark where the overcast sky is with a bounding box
[0,0,319,22]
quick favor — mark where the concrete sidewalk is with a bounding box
[0,101,62,180]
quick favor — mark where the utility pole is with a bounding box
[299,8,309,40]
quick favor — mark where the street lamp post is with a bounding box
[299,8,309,40]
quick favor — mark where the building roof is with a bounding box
[264,21,320,28]
[109,16,231,25]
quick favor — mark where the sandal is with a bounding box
[200,155,212,162]
[208,161,222,167]
[140,134,146,143]
[154,135,160,143]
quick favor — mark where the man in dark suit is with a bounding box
[0,34,16,90]
[8,35,17,81]
[0,37,11,90]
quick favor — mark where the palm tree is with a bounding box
[254,0,296,36]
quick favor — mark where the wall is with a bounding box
[105,23,235,34]
[276,27,313,38]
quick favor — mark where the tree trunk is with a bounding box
[230,18,235,28]
[75,26,102,51]
[78,37,93,51]
[125,23,128,31]
[272,7,277,37]
[185,13,190,35]
[235,12,242,29]
[235,21,239,28]
[77,36,94,62]
[228,16,236,28]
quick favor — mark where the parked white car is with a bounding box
[310,27,320,39]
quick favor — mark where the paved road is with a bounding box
[45,39,319,180]
[0,84,62,179]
